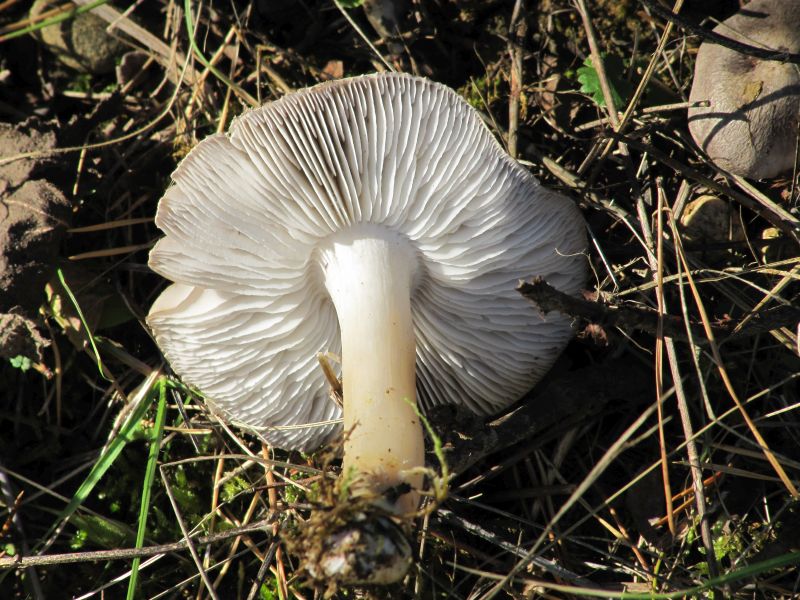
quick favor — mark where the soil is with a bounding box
[0,120,69,360]
[0,120,57,190]
[1,179,70,309]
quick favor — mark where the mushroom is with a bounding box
[147,73,586,521]
[687,0,800,179]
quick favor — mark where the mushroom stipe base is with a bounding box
[284,469,416,590]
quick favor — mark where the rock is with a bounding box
[361,0,410,57]
[0,180,71,313]
[115,50,149,88]
[30,0,126,75]
[687,0,800,179]
[680,195,745,245]
[760,227,782,263]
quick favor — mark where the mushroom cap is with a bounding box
[147,73,586,451]
[688,0,800,179]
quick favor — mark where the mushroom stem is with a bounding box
[321,227,423,514]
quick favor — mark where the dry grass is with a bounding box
[1,0,799,598]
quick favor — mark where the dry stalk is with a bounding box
[0,520,273,569]
[657,182,719,579]
[507,0,526,158]
[668,212,799,498]
[160,464,220,600]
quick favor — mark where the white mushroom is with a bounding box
[147,73,586,515]
[688,0,800,179]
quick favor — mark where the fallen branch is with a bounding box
[517,277,711,342]
[516,277,800,343]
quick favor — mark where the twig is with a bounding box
[161,465,221,600]
[732,263,800,339]
[203,451,226,591]
[657,183,720,582]
[651,182,676,535]
[639,0,800,64]
[573,100,707,133]
[607,506,652,578]
[0,520,273,569]
[668,213,800,499]
[613,132,800,245]
[68,242,155,261]
[68,217,154,233]
[262,446,288,600]
[0,465,43,598]
[507,0,526,159]
[518,277,712,341]
[0,0,24,12]
[518,277,800,342]
[573,0,630,181]
[573,0,620,130]
[245,541,281,600]
[332,0,395,72]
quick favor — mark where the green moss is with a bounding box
[459,74,503,112]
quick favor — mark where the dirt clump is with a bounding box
[0,120,57,193]
[0,120,69,360]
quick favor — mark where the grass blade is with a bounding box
[56,268,110,382]
[40,371,161,549]
[127,377,168,599]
